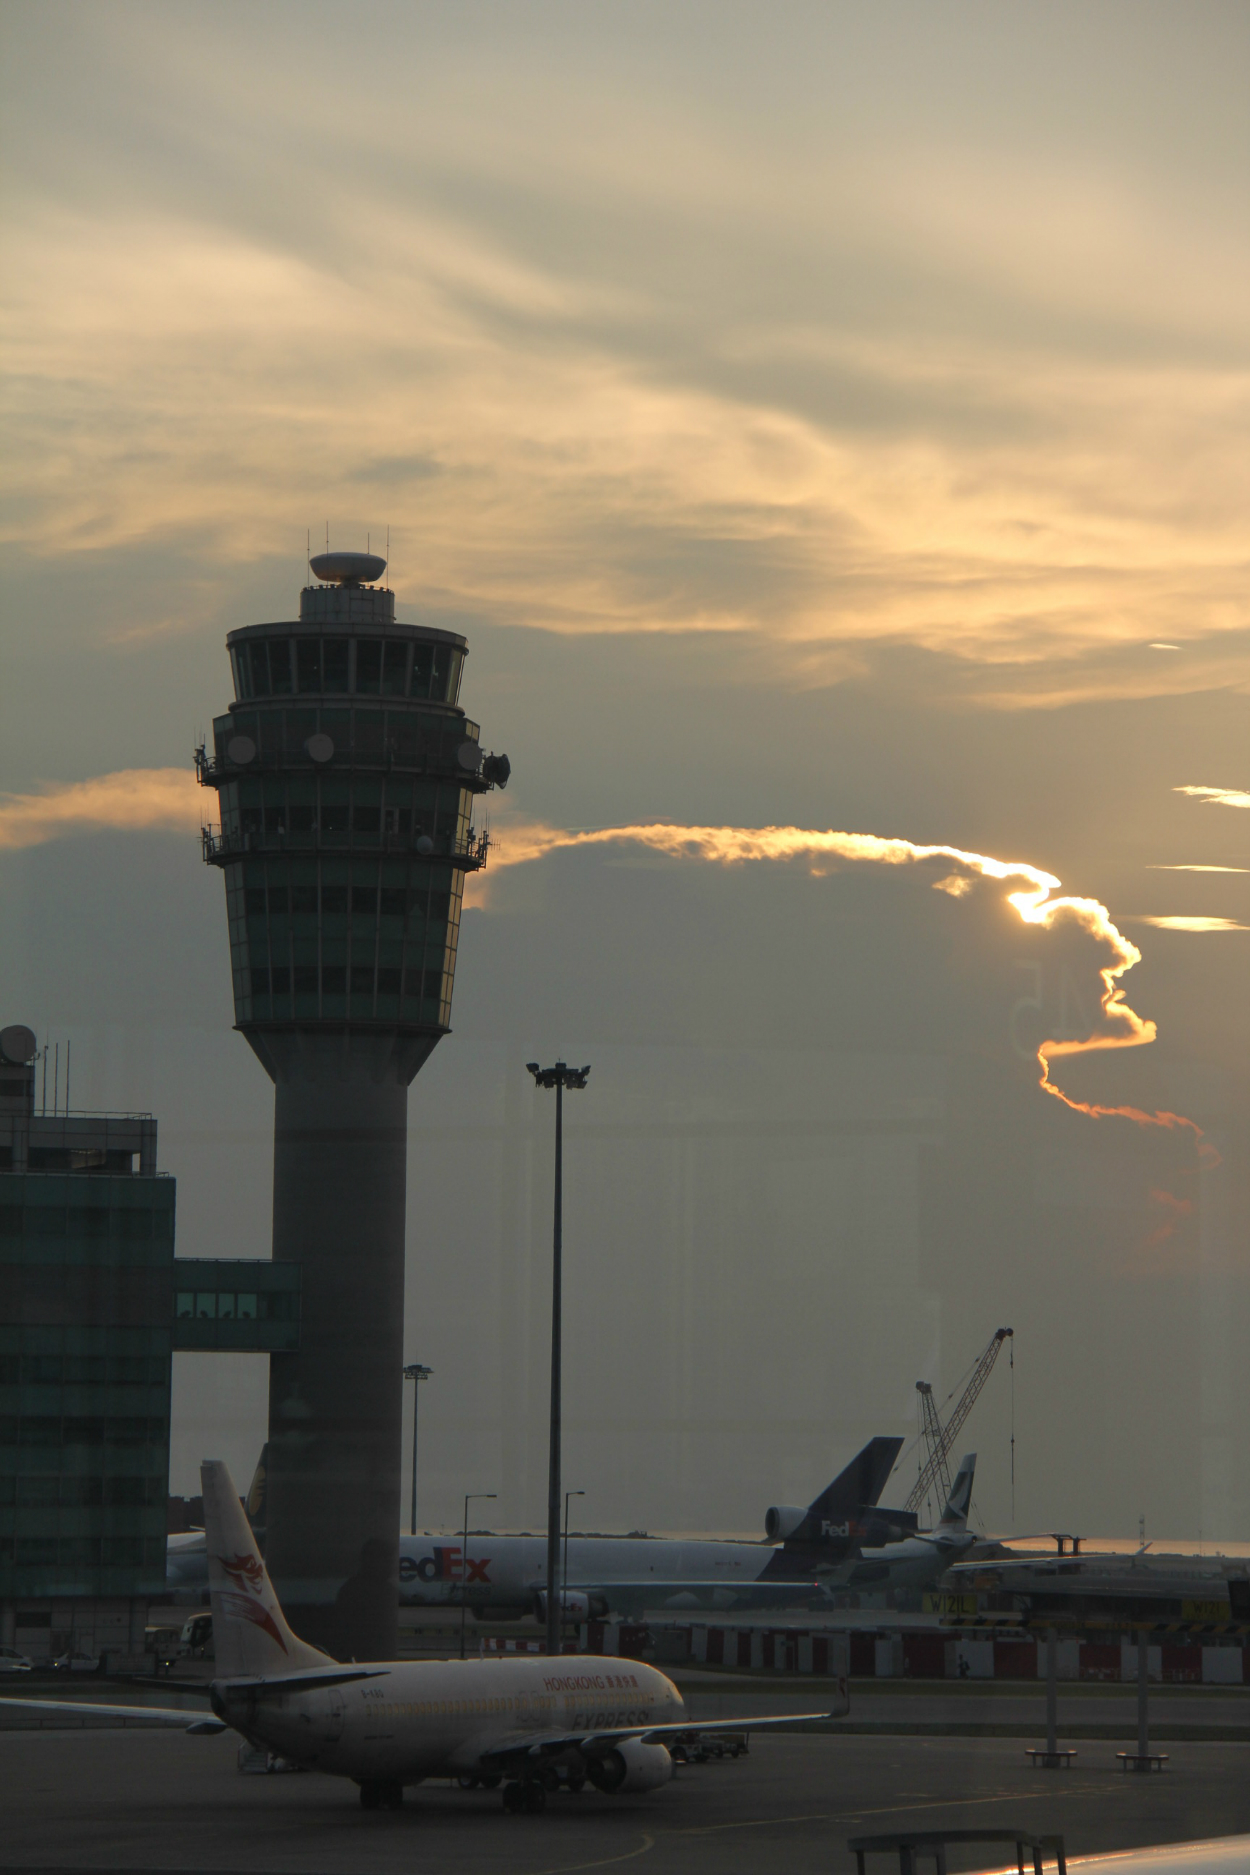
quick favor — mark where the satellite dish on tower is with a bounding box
[305,733,335,764]
[309,551,387,587]
[0,1024,37,1065]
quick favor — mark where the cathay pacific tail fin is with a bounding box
[201,1459,329,1679]
[938,1454,976,1530]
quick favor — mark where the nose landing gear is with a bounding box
[357,1779,404,1810]
[502,1778,547,1814]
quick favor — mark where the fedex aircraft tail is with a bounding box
[789,1436,903,1545]
[939,1454,976,1530]
[201,1459,329,1679]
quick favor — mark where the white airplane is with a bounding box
[198,1458,846,1811]
[166,1437,915,1618]
[838,1455,978,1591]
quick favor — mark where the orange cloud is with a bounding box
[0,768,202,849]
[1174,784,1250,810]
[483,813,1213,1159]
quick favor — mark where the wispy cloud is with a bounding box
[2,9,1248,705]
[1174,785,1250,810]
[0,769,202,850]
[1126,915,1250,933]
[1148,864,1249,872]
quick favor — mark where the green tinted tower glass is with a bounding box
[197,551,508,1661]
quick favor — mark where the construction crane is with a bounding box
[905,1327,1013,1519]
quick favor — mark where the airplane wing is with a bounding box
[479,1684,849,1773]
[0,1696,226,1733]
[586,1578,834,1614]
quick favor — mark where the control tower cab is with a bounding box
[196,551,508,1661]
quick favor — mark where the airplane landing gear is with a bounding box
[358,1779,404,1810]
[502,1778,546,1814]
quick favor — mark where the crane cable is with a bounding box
[1010,1335,1016,1526]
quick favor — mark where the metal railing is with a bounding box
[200,825,488,869]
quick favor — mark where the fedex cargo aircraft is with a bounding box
[168,1437,915,1617]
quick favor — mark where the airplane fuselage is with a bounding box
[212,1654,683,1786]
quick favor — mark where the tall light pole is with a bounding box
[527,1060,590,1659]
[403,1363,433,1537]
[564,1489,585,1650]
[460,1492,496,1660]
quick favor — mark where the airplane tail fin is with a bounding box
[938,1453,976,1529]
[789,1436,904,1543]
[201,1459,329,1679]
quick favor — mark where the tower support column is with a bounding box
[266,1057,408,1661]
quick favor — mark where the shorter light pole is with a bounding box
[460,1492,496,1660]
[403,1363,433,1537]
[563,1490,585,1653]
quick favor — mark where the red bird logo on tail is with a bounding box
[214,1552,287,1653]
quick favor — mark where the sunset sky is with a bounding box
[3,2,1247,1539]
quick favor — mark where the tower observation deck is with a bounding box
[197,551,509,1660]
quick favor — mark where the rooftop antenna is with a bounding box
[306,528,311,581]
[66,1039,71,1116]
[325,521,329,554]
[386,524,390,591]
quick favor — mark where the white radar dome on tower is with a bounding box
[309,550,387,586]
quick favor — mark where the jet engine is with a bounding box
[764,1505,807,1541]
[586,1739,674,1793]
[532,1589,607,1621]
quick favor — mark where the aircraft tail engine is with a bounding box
[764,1505,807,1541]
[586,1739,674,1792]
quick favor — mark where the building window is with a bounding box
[351,965,374,995]
[195,1293,217,1319]
[236,1292,258,1319]
[381,641,408,695]
[323,638,349,692]
[296,638,322,694]
[61,1418,105,1446]
[355,639,382,694]
[322,965,346,994]
[352,885,378,915]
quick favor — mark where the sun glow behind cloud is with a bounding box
[1174,785,1250,810]
[477,811,1212,1157]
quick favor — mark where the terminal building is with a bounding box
[0,1022,298,1668]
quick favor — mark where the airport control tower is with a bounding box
[197,550,508,1661]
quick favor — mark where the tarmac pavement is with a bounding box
[1,1722,1247,1874]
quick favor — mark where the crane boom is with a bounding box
[905,1327,1013,1517]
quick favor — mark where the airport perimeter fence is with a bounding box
[575,1622,1249,1684]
